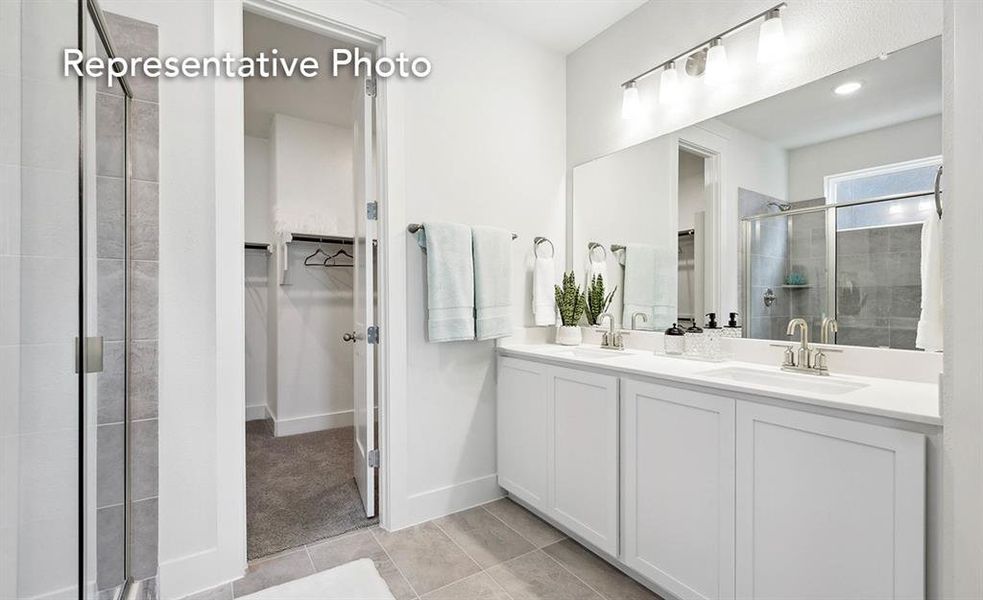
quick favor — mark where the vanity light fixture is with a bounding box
[704,38,730,86]
[659,61,680,104]
[757,8,786,63]
[621,81,640,119]
[834,81,863,96]
[618,3,786,114]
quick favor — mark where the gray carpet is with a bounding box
[246,421,377,559]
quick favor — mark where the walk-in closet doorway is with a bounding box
[239,0,387,562]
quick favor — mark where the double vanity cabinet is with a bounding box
[496,347,935,600]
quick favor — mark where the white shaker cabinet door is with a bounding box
[621,379,736,600]
[496,356,550,512]
[736,401,925,600]
[547,365,620,557]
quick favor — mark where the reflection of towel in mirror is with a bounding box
[472,226,513,340]
[416,222,475,342]
[586,249,608,291]
[623,244,677,330]
[916,214,943,352]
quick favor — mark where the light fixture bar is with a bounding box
[620,2,786,87]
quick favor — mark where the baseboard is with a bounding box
[245,404,269,422]
[159,547,242,600]
[403,473,504,528]
[273,409,354,437]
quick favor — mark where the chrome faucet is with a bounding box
[781,317,833,376]
[631,311,648,331]
[598,312,625,350]
[787,318,811,369]
[821,317,839,344]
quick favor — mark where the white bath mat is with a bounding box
[239,559,396,600]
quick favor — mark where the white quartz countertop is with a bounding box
[498,343,941,426]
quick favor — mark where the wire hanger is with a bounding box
[326,249,353,262]
[304,246,332,266]
[322,248,354,268]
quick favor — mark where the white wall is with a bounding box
[244,136,270,243]
[567,0,943,168]
[271,243,354,435]
[942,2,983,598]
[787,115,942,201]
[401,1,566,524]
[270,114,354,238]
[265,113,355,435]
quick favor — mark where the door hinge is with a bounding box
[368,448,380,469]
[367,325,380,345]
[365,78,377,98]
[367,201,378,220]
[75,336,104,374]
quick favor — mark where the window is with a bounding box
[825,156,942,231]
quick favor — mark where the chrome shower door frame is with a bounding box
[81,0,134,598]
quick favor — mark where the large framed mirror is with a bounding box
[571,36,942,351]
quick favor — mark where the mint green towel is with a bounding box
[416,222,475,342]
[472,226,512,340]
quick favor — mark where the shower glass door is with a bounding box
[2,0,83,598]
[743,209,830,341]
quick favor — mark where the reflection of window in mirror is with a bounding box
[827,156,942,350]
[677,149,706,329]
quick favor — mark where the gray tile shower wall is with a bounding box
[835,224,922,349]
[739,188,789,340]
[786,205,827,337]
[100,12,159,587]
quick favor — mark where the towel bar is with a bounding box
[408,223,518,240]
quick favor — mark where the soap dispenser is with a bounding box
[723,312,742,338]
[663,323,686,355]
[704,313,723,360]
[684,323,705,357]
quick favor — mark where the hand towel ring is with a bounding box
[534,236,555,258]
[587,241,607,262]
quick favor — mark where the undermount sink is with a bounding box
[550,346,634,360]
[698,366,868,395]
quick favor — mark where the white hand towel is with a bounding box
[586,248,608,291]
[472,226,513,340]
[916,214,943,352]
[416,222,475,342]
[533,256,556,326]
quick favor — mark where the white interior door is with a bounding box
[352,75,377,518]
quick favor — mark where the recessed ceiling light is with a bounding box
[834,81,863,96]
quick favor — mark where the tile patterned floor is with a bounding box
[184,498,661,600]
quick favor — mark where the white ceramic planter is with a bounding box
[555,325,583,346]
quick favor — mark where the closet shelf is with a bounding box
[276,231,354,285]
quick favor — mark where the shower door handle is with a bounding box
[343,332,357,343]
[75,336,104,374]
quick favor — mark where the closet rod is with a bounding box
[289,233,355,246]
[407,223,518,240]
